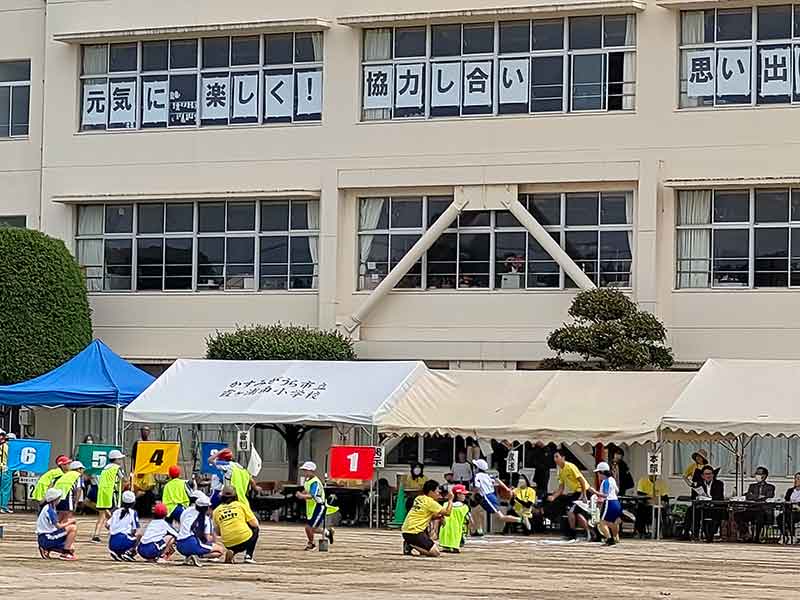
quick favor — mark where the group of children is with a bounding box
[401,456,624,557]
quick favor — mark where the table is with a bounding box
[691,500,798,543]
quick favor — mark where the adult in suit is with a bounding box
[682,465,724,541]
[734,466,776,541]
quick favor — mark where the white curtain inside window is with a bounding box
[358,197,387,287]
[310,32,323,61]
[82,45,107,76]
[681,11,706,45]
[625,15,636,46]
[622,52,636,110]
[749,437,790,478]
[307,200,320,288]
[673,441,737,477]
[363,29,392,121]
[677,190,712,288]
[625,191,634,252]
[78,205,104,235]
[77,239,103,291]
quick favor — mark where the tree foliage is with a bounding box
[206,323,356,479]
[0,228,93,384]
[545,288,673,370]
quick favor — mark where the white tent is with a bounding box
[123,359,429,426]
[660,359,800,439]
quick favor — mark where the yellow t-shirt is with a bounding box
[401,475,426,491]
[637,476,669,499]
[558,462,588,494]
[401,494,443,534]
[213,500,257,547]
[683,462,699,479]
[513,487,537,517]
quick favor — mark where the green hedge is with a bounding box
[206,324,356,361]
[0,229,93,384]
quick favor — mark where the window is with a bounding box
[76,199,318,292]
[357,192,633,291]
[361,16,636,120]
[0,215,26,228]
[674,439,799,478]
[0,60,31,137]
[680,6,800,108]
[676,188,800,289]
[79,32,323,131]
[386,435,455,467]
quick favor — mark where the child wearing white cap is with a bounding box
[176,492,225,566]
[36,488,78,560]
[590,461,622,546]
[471,458,523,534]
[295,461,336,550]
[92,449,126,543]
[108,490,142,561]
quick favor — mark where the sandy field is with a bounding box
[0,514,796,599]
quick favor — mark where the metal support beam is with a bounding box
[343,196,468,334]
[501,197,596,290]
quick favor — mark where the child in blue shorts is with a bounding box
[176,492,225,566]
[138,502,179,562]
[108,490,142,561]
[592,461,622,546]
[36,488,78,560]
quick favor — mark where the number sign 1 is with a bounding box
[133,441,181,475]
[7,439,52,474]
[329,446,376,481]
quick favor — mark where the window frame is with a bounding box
[356,192,634,292]
[78,32,324,132]
[75,199,319,292]
[360,16,637,121]
[0,59,32,138]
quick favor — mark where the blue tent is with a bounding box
[0,340,155,407]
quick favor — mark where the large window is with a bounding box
[358,192,633,290]
[0,60,30,137]
[361,16,636,120]
[680,6,800,107]
[76,200,318,292]
[80,32,323,131]
[0,215,26,228]
[674,439,800,479]
[676,188,800,288]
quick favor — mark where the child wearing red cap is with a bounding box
[162,465,191,524]
[138,502,179,562]
[439,484,472,553]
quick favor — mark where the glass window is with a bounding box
[565,230,599,285]
[500,21,530,54]
[266,33,293,64]
[432,25,462,57]
[198,237,225,289]
[104,239,132,290]
[202,37,230,69]
[529,194,561,225]
[259,235,289,290]
[713,190,749,222]
[792,189,800,221]
[227,202,256,231]
[0,215,26,228]
[458,233,490,288]
[261,201,290,232]
[165,238,193,290]
[165,203,193,232]
[290,200,319,230]
[713,229,750,286]
[10,86,29,136]
[137,204,164,234]
[109,44,137,72]
[754,227,789,287]
[225,237,256,290]
[528,234,560,288]
[566,193,599,226]
[142,41,168,71]
[717,8,753,41]
[0,60,31,138]
[533,19,564,50]
[428,232,457,289]
[571,54,605,110]
[755,189,789,223]
[295,32,323,62]
[495,232,526,289]
[105,204,133,233]
[463,23,494,54]
[459,211,490,227]
[231,36,260,66]
[82,45,107,76]
[170,39,198,69]
[758,5,792,40]
[604,15,635,47]
[569,16,602,49]
[531,56,564,112]
[600,192,629,224]
[168,74,197,126]
[599,230,632,287]
[394,27,426,58]
[390,198,423,228]
[137,238,164,290]
[198,203,225,233]
[387,437,419,465]
[423,435,454,466]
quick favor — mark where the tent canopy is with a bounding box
[0,340,155,408]
[661,359,800,439]
[123,359,428,426]
[376,369,695,445]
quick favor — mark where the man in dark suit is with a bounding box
[682,465,725,541]
[734,466,776,541]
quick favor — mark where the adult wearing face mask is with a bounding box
[402,462,426,512]
[734,466,775,542]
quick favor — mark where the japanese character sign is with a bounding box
[499,58,529,105]
[394,63,424,109]
[82,81,108,127]
[232,73,258,120]
[142,78,168,126]
[265,72,294,119]
[647,451,662,476]
[202,74,229,122]
[760,46,791,97]
[430,62,461,109]
[686,49,715,97]
[108,79,136,128]
[363,65,393,110]
[463,60,492,107]
[717,48,750,97]
[296,70,323,116]
[218,377,328,401]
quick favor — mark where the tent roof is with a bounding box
[661,359,800,439]
[123,359,428,426]
[0,340,155,407]
[375,369,695,445]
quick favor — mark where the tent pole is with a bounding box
[369,426,375,530]
[71,409,77,456]
[115,402,120,447]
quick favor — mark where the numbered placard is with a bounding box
[76,444,121,476]
[7,439,52,474]
[200,441,227,475]
[329,445,375,481]
[133,440,181,475]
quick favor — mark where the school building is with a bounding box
[3,0,800,483]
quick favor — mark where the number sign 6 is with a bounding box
[20,446,37,465]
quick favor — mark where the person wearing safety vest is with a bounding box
[438,484,472,553]
[295,461,337,550]
[92,449,126,543]
[31,455,71,502]
[54,461,85,518]
[162,465,191,524]
[209,448,258,509]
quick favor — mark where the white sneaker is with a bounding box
[244,556,256,564]
[183,555,201,567]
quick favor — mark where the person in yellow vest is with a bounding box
[163,465,191,524]
[31,455,71,503]
[54,461,85,518]
[438,484,471,553]
[209,448,259,509]
[92,449,125,543]
[295,461,336,550]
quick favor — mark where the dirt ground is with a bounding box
[0,513,797,599]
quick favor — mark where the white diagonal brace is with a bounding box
[501,197,596,290]
[343,195,468,334]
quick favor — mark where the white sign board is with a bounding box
[686,49,715,97]
[373,446,385,468]
[108,79,136,128]
[647,451,662,476]
[232,73,259,120]
[506,450,519,474]
[201,75,230,121]
[394,63,424,109]
[463,61,492,107]
[236,429,251,452]
[760,46,791,97]
[142,78,168,126]
[296,70,323,116]
[499,58,529,105]
[265,72,294,119]
[363,65,393,110]
[82,82,108,127]
[431,62,461,108]
[717,48,751,97]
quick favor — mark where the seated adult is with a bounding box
[634,475,669,538]
[733,466,775,541]
[779,472,800,538]
[213,487,259,564]
[682,466,724,542]
[401,480,453,557]
[401,462,426,512]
